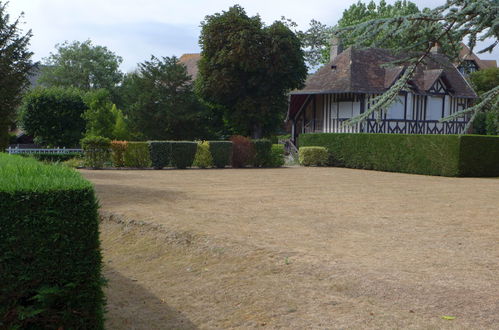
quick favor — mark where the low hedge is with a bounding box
[270,144,285,167]
[149,141,171,169]
[0,154,104,329]
[124,142,151,168]
[209,141,233,168]
[193,141,213,168]
[230,135,255,168]
[170,141,197,169]
[81,136,111,168]
[299,146,328,166]
[299,133,499,177]
[111,141,128,167]
[253,139,273,167]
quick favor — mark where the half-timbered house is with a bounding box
[287,42,478,143]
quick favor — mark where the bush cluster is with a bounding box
[299,133,499,177]
[0,154,104,329]
[124,142,151,168]
[270,144,285,167]
[299,146,328,166]
[193,141,213,168]
[81,135,111,168]
[171,142,198,169]
[253,139,273,167]
[209,141,233,168]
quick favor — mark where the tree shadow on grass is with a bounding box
[104,266,197,330]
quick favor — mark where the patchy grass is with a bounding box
[83,167,499,329]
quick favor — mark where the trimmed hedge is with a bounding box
[299,146,328,166]
[124,142,151,168]
[81,135,111,168]
[170,141,197,169]
[299,133,499,177]
[209,141,233,168]
[111,141,128,167]
[270,144,285,167]
[149,141,171,169]
[193,141,213,168]
[253,139,273,167]
[0,154,104,329]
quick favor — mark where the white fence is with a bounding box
[6,147,83,154]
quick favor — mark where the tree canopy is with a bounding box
[121,56,211,141]
[39,40,123,92]
[197,5,307,138]
[0,2,33,150]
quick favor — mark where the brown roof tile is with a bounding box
[179,53,201,81]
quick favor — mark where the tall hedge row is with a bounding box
[171,142,198,169]
[209,141,233,168]
[299,133,499,177]
[0,154,104,329]
[149,141,171,169]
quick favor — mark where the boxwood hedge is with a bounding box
[149,141,171,169]
[253,139,273,167]
[124,142,151,168]
[0,154,104,329]
[209,141,233,168]
[299,133,499,177]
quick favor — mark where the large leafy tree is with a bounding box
[334,0,498,131]
[469,68,499,135]
[122,56,211,140]
[197,5,307,138]
[20,87,87,147]
[39,40,123,92]
[0,2,33,150]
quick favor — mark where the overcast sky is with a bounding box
[8,0,499,72]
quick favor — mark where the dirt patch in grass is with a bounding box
[84,167,499,329]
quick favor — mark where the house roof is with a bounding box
[458,43,498,69]
[291,47,477,98]
[179,53,201,81]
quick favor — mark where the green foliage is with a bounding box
[148,141,171,169]
[193,141,213,168]
[111,105,131,140]
[299,133,499,177]
[230,135,255,168]
[458,135,499,177]
[208,141,233,168]
[0,154,104,329]
[121,56,211,141]
[110,141,128,167]
[170,142,197,169]
[269,144,285,167]
[0,3,34,151]
[469,68,499,96]
[123,142,151,168]
[39,39,123,92]
[83,89,115,138]
[299,146,328,166]
[63,157,85,168]
[20,87,87,147]
[198,5,307,138]
[22,152,83,163]
[253,139,273,167]
[8,132,17,145]
[81,135,111,168]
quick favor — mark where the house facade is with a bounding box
[287,43,478,143]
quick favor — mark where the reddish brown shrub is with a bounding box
[110,140,128,167]
[230,135,255,168]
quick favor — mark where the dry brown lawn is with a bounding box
[81,167,499,329]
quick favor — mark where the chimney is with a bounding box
[430,42,441,54]
[330,36,343,61]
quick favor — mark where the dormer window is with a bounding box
[458,60,479,75]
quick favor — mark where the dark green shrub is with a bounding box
[299,146,328,166]
[230,135,255,168]
[0,154,104,329]
[299,133,499,177]
[170,141,197,169]
[459,135,499,177]
[193,141,213,168]
[253,139,273,167]
[81,135,111,168]
[124,142,151,168]
[269,144,285,167]
[209,141,233,168]
[8,132,17,145]
[148,141,171,169]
